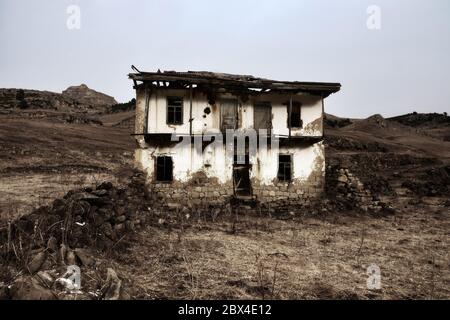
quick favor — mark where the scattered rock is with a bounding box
[36,271,54,287]
[58,244,67,264]
[74,248,94,267]
[9,276,55,300]
[27,251,47,274]
[60,292,92,300]
[66,250,77,266]
[47,236,58,252]
[97,181,113,190]
[0,283,9,300]
[101,268,122,300]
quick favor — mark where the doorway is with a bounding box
[233,153,251,197]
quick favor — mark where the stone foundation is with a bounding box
[148,172,325,213]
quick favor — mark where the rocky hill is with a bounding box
[388,112,450,142]
[62,84,117,108]
[0,84,117,114]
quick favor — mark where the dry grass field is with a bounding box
[98,203,449,299]
[0,112,449,300]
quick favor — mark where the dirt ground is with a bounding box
[0,116,135,218]
[0,114,449,300]
[101,201,449,299]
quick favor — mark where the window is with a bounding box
[156,156,173,182]
[288,102,302,128]
[167,97,183,125]
[277,154,292,181]
[254,102,272,130]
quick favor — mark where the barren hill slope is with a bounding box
[326,114,450,159]
[62,84,117,108]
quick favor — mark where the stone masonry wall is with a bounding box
[252,169,325,212]
[148,169,325,213]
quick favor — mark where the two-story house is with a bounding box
[129,69,340,209]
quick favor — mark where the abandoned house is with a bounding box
[129,69,340,209]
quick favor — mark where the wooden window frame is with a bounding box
[287,101,303,129]
[253,101,273,131]
[277,154,293,182]
[166,96,183,125]
[155,156,173,182]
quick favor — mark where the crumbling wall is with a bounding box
[326,164,389,212]
[134,88,324,137]
[140,141,325,212]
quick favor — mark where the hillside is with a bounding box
[0,84,118,115]
[62,84,117,108]
[325,113,450,199]
[388,112,450,142]
[0,109,448,300]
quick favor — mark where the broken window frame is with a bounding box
[253,101,273,131]
[155,156,173,182]
[166,96,183,125]
[287,101,302,128]
[277,154,293,182]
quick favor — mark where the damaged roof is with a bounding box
[128,69,341,97]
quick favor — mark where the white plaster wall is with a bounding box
[135,88,325,186]
[135,138,324,185]
[134,140,234,184]
[140,89,323,137]
[250,141,324,185]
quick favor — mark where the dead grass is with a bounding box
[101,204,449,300]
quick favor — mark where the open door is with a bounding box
[233,154,251,197]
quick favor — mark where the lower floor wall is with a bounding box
[147,178,324,211]
[134,139,325,211]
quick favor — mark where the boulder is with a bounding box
[47,236,59,252]
[58,244,68,264]
[91,189,108,197]
[114,215,126,223]
[36,271,54,287]
[27,251,47,274]
[10,276,55,300]
[66,250,77,266]
[97,182,113,190]
[74,248,95,267]
[101,268,122,300]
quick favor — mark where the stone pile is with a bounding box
[326,165,392,212]
[0,172,148,300]
[4,173,149,251]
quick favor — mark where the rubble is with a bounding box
[401,165,450,197]
[101,268,122,300]
[1,172,149,252]
[326,165,393,213]
[27,251,47,274]
[0,172,148,300]
[9,276,56,300]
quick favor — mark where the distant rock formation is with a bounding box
[0,88,78,111]
[62,84,117,108]
[0,85,117,113]
[366,114,387,128]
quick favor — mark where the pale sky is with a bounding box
[0,0,449,118]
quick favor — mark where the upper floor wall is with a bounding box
[135,87,324,137]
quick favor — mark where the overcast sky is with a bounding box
[0,0,449,118]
